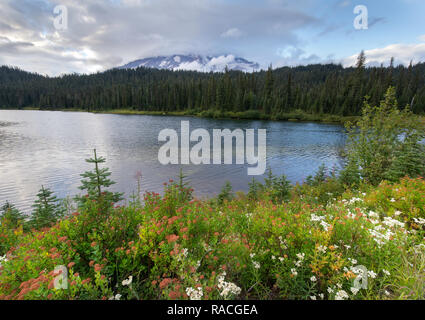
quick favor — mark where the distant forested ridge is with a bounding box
[1,53,425,117]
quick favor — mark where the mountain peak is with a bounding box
[118,54,260,72]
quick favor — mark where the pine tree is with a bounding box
[0,201,25,229]
[386,134,425,182]
[29,185,64,229]
[217,181,234,205]
[75,149,123,208]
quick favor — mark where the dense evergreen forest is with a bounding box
[1,52,425,117]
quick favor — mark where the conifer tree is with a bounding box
[29,185,64,229]
[217,181,234,205]
[0,201,26,229]
[75,149,123,208]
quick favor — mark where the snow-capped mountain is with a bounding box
[118,54,260,72]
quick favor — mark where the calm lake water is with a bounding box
[0,110,346,213]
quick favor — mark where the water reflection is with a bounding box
[0,110,346,213]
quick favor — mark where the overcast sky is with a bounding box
[0,0,424,76]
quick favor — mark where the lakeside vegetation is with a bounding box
[1,52,425,122]
[19,107,359,124]
[0,88,424,300]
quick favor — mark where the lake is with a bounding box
[0,110,346,213]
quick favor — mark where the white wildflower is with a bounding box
[217,272,241,298]
[186,287,203,300]
[122,276,133,286]
[310,276,317,282]
[368,211,380,219]
[335,290,349,300]
[382,269,391,276]
[368,270,377,279]
[317,245,327,253]
[413,217,425,225]
[320,220,331,232]
[311,214,325,222]
[291,268,298,276]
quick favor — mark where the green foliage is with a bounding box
[0,201,26,229]
[341,87,425,186]
[306,164,328,186]
[29,186,65,230]
[2,52,425,117]
[217,181,234,205]
[263,168,292,203]
[1,176,424,300]
[248,177,262,201]
[176,168,193,203]
[75,149,123,208]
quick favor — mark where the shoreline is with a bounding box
[2,107,360,125]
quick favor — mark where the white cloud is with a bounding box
[221,28,243,38]
[418,34,425,42]
[342,43,425,67]
[0,0,317,75]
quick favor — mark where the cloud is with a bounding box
[337,0,351,8]
[419,34,425,42]
[0,0,318,75]
[221,28,243,39]
[275,45,322,67]
[341,43,425,67]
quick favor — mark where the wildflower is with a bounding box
[318,293,324,299]
[217,272,241,298]
[317,245,327,253]
[310,296,316,300]
[67,262,75,269]
[186,287,203,300]
[311,214,325,222]
[413,217,425,225]
[310,276,317,282]
[278,257,285,262]
[368,270,377,279]
[327,287,334,294]
[394,211,402,217]
[382,269,391,276]
[335,290,349,300]
[291,268,298,276]
[320,220,331,232]
[350,287,359,295]
[166,234,180,243]
[253,261,260,269]
[122,276,133,286]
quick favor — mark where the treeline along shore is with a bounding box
[1,52,425,122]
